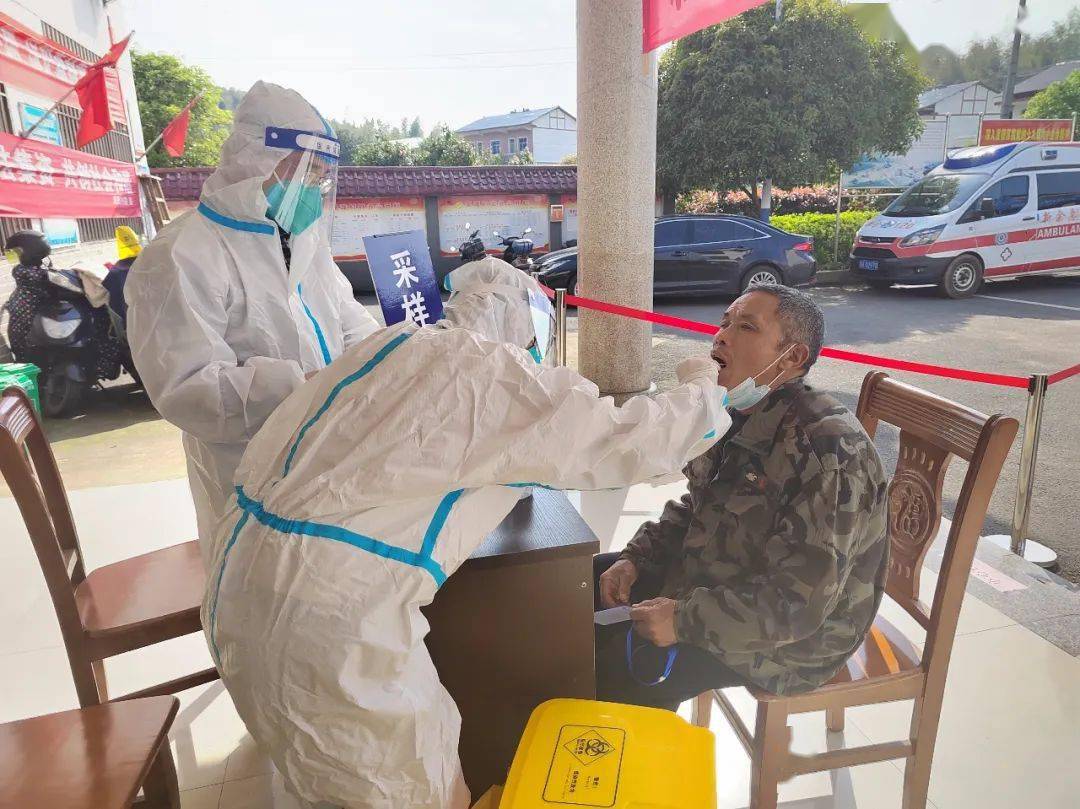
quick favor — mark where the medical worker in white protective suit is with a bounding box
[202,257,733,809]
[126,81,379,566]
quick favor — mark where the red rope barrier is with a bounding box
[1048,363,1080,386]
[541,285,1032,389]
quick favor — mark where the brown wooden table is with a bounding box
[424,488,599,799]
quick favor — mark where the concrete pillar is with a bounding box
[577,0,658,396]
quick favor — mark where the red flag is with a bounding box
[74,66,112,147]
[71,32,132,147]
[643,0,771,51]
[162,104,193,157]
[97,32,133,69]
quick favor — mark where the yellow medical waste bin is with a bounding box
[499,699,716,809]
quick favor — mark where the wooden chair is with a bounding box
[0,386,218,707]
[692,371,1018,809]
[0,696,181,809]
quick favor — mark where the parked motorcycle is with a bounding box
[493,228,536,271]
[453,223,486,264]
[3,230,135,417]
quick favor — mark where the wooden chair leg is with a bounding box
[141,740,181,809]
[92,659,109,703]
[826,705,845,733]
[691,691,713,728]
[902,694,940,809]
[749,701,789,809]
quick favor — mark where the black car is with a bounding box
[534,215,816,295]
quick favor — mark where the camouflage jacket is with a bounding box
[621,380,889,695]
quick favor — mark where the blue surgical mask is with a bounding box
[726,344,796,412]
[266,175,323,235]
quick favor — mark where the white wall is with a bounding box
[532,128,577,163]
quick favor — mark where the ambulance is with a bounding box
[850,142,1080,298]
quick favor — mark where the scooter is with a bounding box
[493,228,535,272]
[23,267,133,417]
[453,223,486,264]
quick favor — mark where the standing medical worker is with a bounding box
[126,81,379,565]
[204,258,732,809]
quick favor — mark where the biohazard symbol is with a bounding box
[564,729,616,767]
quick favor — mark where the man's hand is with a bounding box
[630,598,678,647]
[599,558,639,608]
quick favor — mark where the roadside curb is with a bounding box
[812,269,861,288]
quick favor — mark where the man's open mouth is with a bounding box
[712,355,728,369]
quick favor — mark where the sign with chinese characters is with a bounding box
[437,194,550,256]
[0,131,140,219]
[843,120,949,189]
[362,229,443,329]
[331,197,426,260]
[17,102,62,146]
[979,119,1074,146]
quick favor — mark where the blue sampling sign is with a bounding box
[362,229,444,328]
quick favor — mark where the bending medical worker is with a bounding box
[203,258,733,809]
[126,82,378,564]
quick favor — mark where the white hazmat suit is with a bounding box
[202,258,732,808]
[126,81,379,566]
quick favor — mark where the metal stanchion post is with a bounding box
[555,288,568,368]
[988,374,1057,567]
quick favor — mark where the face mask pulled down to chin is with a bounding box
[726,344,797,411]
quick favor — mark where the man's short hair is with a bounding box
[746,283,825,371]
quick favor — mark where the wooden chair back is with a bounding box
[855,372,1018,679]
[0,387,90,654]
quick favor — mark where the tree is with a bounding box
[508,149,535,165]
[352,137,414,166]
[412,126,478,166]
[656,0,924,214]
[132,51,233,168]
[408,117,423,138]
[1024,70,1080,124]
[218,86,246,112]
[559,153,577,165]
[920,44,966,87]
[330,119,372,165]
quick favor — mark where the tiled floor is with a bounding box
[1,478,1078,808]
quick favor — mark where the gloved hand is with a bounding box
[675,356,721,385]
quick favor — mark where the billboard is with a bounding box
[330,197,426,260]
[560,194,579,244]
[843,120,948,189]
[437,194,550,256]
[980,118,1074,146]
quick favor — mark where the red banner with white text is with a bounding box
[0,131,140,218]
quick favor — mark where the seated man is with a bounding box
[596,284,889,709]
[204,257,732,809]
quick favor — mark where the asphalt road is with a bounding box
[637,276,1080,582]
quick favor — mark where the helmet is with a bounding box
[4,230,51,267]
[115,225,142,260]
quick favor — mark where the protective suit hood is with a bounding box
[441,256,553,362]
[199,80,334,225]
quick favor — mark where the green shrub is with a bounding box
[770,211,877,269]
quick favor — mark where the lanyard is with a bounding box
[625,627,678,686]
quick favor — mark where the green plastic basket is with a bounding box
[0,363,41,414]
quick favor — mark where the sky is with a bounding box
[114,0,1076,131]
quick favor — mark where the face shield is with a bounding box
[263,127,340,241]
[526,286,555,364]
